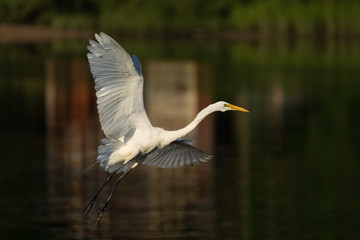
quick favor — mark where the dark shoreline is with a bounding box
[0,24,91,43]
[1,24,359,44]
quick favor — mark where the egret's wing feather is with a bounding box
[131,54,143,75]
[143,139,212,168]
[87,32,150,138]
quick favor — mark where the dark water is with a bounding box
[0,37,359,240]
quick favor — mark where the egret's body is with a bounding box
[84,33,249,223]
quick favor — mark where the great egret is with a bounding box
[83,32,249,224]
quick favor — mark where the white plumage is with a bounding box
[84,32,249,223]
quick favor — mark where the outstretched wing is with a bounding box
[87,32,151,139]
[143,139,212,168]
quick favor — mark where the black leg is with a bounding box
[95,168,134,225]
[83,171,117,216]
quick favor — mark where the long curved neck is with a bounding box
[162,103,218,144]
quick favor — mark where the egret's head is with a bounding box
[217,101,250,113]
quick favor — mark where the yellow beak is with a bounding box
[225,103,250,113]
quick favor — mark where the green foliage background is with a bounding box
[1,0,360,36]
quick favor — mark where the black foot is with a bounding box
[96,204,109,225]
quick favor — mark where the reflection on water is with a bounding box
[0,39,359,239]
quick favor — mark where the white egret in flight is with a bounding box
[83,33,249,224]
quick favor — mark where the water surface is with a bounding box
[0,37,359,239]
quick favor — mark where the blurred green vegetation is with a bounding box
[1,0,360,37]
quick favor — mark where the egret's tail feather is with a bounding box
[98,138,125,172]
